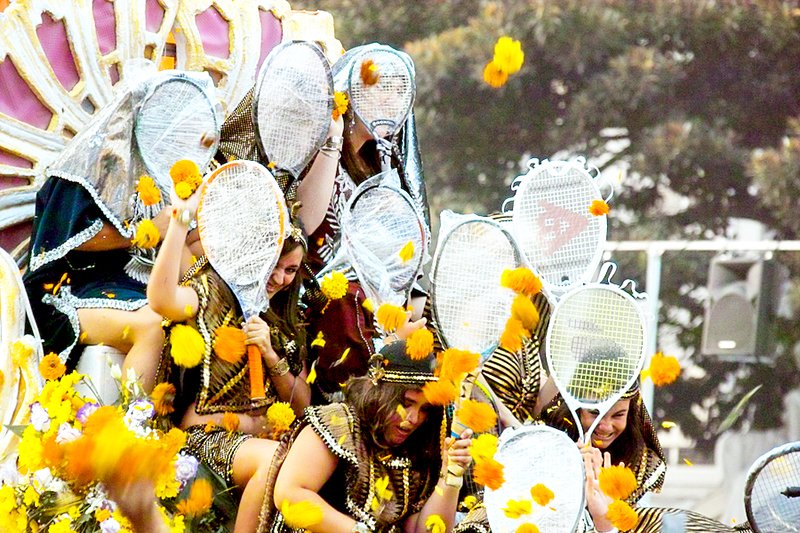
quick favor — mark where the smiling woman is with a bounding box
[258,340,474,533]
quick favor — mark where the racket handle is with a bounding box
[247,345,266,400]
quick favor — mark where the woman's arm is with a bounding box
[147,194,201,321]
[296,117,344,234]
[476,373,521,430]
[402,430,473,533]
[273,425,360,533]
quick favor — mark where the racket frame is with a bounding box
[744,440,800,533]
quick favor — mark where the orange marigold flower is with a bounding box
[170,324,205,368]
[170,159,202,186]
[456,399,497,433]
[499,317,529,353]
[376,303,407,332]
[174,181,194,200]
[214,325,247,364]
[511,294,540,331]
[41,433,64,468]
[516,524,540,533]
[483,60,508,88]
[648,352,681,386]
[473,457,505,490]
[530,483,554,506]
[204,421,216,433]
[176,478,213,517]
[0,369,4,390]
[405,328,434,361]
[281,499,323,530]
[332,91,349,120]
[500,268,542,296]
[469,433,498,462]
[606,499,639,531]
[439,348,480,382]
[131,219,160,249]
[136,175,161,206]
[150,382,176,417]
[360,58,380,86]
[599,465,638,501]
[589,199,610,216]
[222,412,239,433]
[422,380,458,406]
[39,353,66,381]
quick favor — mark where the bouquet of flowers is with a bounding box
[0,358,232,533]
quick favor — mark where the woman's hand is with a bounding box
[395,311,427,341]
[580,442,615,530]
[242,315,276,362]
[444,428,473,476]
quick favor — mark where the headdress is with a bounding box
[286,202,308,251]
[368,340,437,385]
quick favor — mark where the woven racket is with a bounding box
[506,158,610,295]
[197,160,288,399]
[253,40,333,192]
[347,47,415,172]
[745,441,800,533]
[484,425,585,533]
[545,268,647,443]
[135,72,221,190]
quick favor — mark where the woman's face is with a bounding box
[579,398,631,449]
[385,389,431,447]
[267,247,303,298]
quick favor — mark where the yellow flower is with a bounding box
[174,181,194,200]
[222,412,240,433]
[598,465,638,501]
[23,485,40,507]
[213,325,247,364]
[151,382,176,416]
[500,268,542,296]
[398,240,415,263]
[493,36,524,75]
[267,402,296,435]
[405,328,434,361]
[281,499,323,530]
[374,474,393,502]
[530,483,554,506]
[332,91,349,120]
[606,499,639,531]
[511,294,540,331]
[469,433,498,462]
[455,399,497,433]
[376,303,407,332]
[49,517,73,533]
[169,325,205,368]
[320,270,349,300]
[310,331,326,348]
[516,524,540,533]
[500,317,530,353]
[503,498,531,519]
[136,175,162,206]
[360,58,380,86]
[589,199,610,216]
[425,514,446,533]
[473,457,505,490]
[176,479,213,517]
[361,297,375,314]
[38,352,66,381]
[306,360,318,384]
[422,380,458,406]
[647,352,681,386]
[483,60,508,88]
[439,348,480,381]
[132,219,160,249]
[170,159,202,187]
[10,338,34,367]
[461,494,478,511]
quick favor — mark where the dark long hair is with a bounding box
[345,376,443,488]
[263,237,308,366]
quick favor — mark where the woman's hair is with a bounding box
[264,236,308,364]
[345,376,443,486]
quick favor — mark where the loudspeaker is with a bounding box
[701,255,786,362]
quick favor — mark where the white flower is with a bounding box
[56,422,81,444]
[125,399,155,428]
[175,454,199,485]
[109,363,122,380]
[29,402,50,432]
[32,467,54,492]
[100,516,121,533]
[0,457,22,485]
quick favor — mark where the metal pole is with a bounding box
[642,247,662,416]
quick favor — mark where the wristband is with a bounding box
[268,358,290,377]
[171,207,194,226]
[323,135,344,151]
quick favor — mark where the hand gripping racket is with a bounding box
[197,160,288,399]
[745,441,800,533]
[253,40,333,194]
[545,265,648,443]
[347,47,415,172]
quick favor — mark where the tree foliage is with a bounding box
[298,0,800,456]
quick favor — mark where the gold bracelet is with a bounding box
[268,358,290,377]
